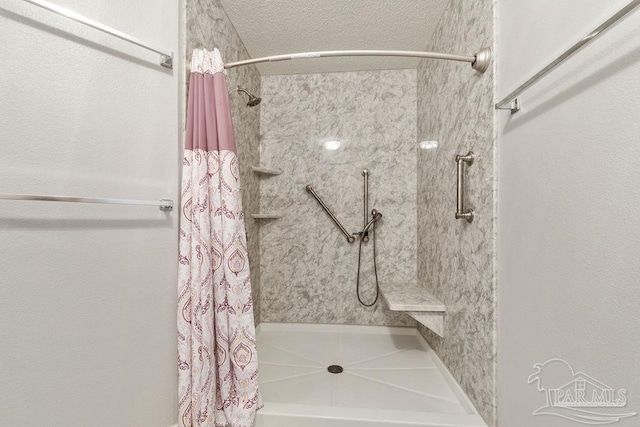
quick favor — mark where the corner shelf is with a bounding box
[379,282,446,338]
[251,213,282,220]
[251,166,282,176]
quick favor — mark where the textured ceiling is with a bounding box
[218,0,450,75]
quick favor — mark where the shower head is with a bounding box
[237,86,262,107]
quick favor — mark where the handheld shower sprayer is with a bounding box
[306,169,383,308]
[362,209,382,235]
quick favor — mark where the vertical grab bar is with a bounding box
[362,169,370,242]
[455,151,474,223]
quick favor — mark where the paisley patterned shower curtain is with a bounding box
[178,48,259,427]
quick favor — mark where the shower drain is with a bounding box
[327,365,343,374]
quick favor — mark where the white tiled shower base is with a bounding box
[254,323,486,427]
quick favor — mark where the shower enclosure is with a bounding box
[187,0,496,425]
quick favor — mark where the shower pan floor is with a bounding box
[254,323,486,427]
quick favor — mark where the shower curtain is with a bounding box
[178,48,259,427]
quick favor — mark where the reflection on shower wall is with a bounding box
[259,70,417,326]
[186,0,262,323]
[416,0,496,425]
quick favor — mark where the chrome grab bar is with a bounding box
[455,151,474,223]
[22,0,174,68]
[495,0,640,113]
[305,185,355,243]
[0,192,173,210]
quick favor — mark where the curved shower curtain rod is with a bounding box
[224,48,492,73]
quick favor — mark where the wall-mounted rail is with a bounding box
[305,185,355,243]
[21,0,174,68]
[496,0,640,113]
[362,169,370,242]
[455,152,474,223]
[0,193,173,211]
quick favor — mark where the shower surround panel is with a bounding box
[259,70,417,326]
[186,0,262,323]
[416,0,496,425]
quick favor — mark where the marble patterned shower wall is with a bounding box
[416,0,496,425]
[186,0,262,324]
[260,70,417,326]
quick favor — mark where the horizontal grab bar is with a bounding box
[305,185,355,243]
[22,0,174,68]
[0,192,173,210]
[495,0,640,113]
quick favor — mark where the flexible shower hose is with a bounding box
[356,222,379,307]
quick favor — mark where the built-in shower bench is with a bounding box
[379,283,446,338]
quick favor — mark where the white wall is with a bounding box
[0,0,180,425]
[497,1,640,426]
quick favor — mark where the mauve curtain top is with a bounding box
[186,48,236,154]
